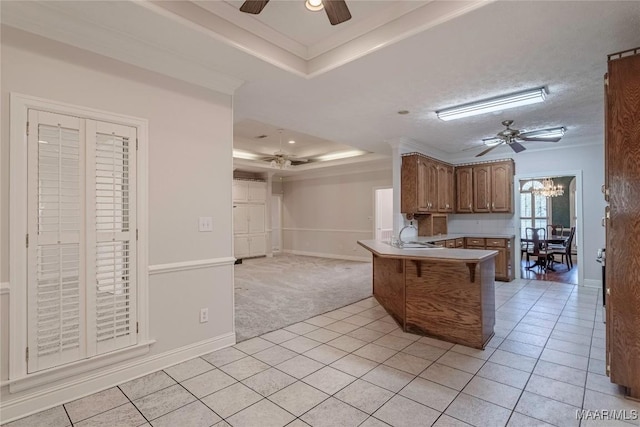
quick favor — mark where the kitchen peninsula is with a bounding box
[358,239,497,349]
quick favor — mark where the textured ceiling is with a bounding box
[3,0,640,165]
[233,1,640,158]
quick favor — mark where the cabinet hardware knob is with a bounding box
[606,288,610,295]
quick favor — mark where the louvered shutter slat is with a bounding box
[27,111,86,372]
[86,123,137,356]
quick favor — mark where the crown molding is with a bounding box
[1,1,245,95]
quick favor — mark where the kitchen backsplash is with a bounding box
[447,213,517,235]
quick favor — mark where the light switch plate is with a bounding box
[199,217,213,232]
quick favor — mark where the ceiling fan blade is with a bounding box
[519,136,561,143]
[509,141,526,153]
[239,0,269,14]
[324,0,352,25]
[476,142,504,157]
[462,145,482,152]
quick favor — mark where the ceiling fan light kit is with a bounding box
[474,120,566,157]
[305,0,324,12]
[240,0,351,25]
[436,87,548,121]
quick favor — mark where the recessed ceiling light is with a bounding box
[398,110,410,115]
[305,0,324,12]
[436,87,547,121]
[288,140,296,144]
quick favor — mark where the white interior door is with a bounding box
[271,194,282,252]
[374,188,393,241]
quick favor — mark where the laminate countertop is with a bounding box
[357,240,497,263]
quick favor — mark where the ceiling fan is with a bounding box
[471,120,565,157]
[260,130,309,168]
[239,0,352,26]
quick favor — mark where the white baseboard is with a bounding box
[0,332,236,424]
[582,279,602,289]
[283,249,371,263]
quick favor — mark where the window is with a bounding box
[26,110,137,372]
[519,180,550,239]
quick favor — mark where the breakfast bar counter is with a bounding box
[357,239,498,349]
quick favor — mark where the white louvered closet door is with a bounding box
[27,111,138,373]
[86,121,137,356]
[27,110,86,372]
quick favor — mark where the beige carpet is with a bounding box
[234,253,372,341]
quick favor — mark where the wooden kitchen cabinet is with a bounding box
[468,161,514,214]
[472,165,491,212]
[464,236,514,281]
[455,166,473,213]
[402,155,431,213]
[490,162,513,212]
[401,154,452,214]
[437,164,454,213]
[485,238,511,281]
[604,48,640,399]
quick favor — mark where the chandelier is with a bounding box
[533,178,564,197]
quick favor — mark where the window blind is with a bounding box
[27,110,137,372]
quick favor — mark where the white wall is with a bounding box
[1,27,234,420]
[282,168,392,260]
[447,144,605,284]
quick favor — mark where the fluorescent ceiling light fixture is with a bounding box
[233,149,261,160]
[305,0,324,12]
[317,150,367,161]
[436,87,547,121]
[520,127,566,139]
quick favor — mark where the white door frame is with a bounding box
[514,170,584,286]
[271,194,283,252]
[373,187,393,241]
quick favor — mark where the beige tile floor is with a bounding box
[4,279,640,427]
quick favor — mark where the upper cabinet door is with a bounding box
[426,160,438,212]
[248,181,267,202]
[401,155,430,213]
[473,165,491,212]
[455,166,473,213]
[490,162,513,213]
[233,180,249,202]
[417,159,430,212]
[437,164,453,212]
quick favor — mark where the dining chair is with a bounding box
[551,226,576,270]
[547,224,565,239]
[525,227,552,272]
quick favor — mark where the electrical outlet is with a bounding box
[199,217,213,232]
[199,308,209,323]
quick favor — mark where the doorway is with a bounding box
[517,175,580,284]
[374,188,393,241]
[271,194,282,252]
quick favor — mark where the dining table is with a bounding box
[522,235,568,272]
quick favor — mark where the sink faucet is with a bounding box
[398,220,418,247]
